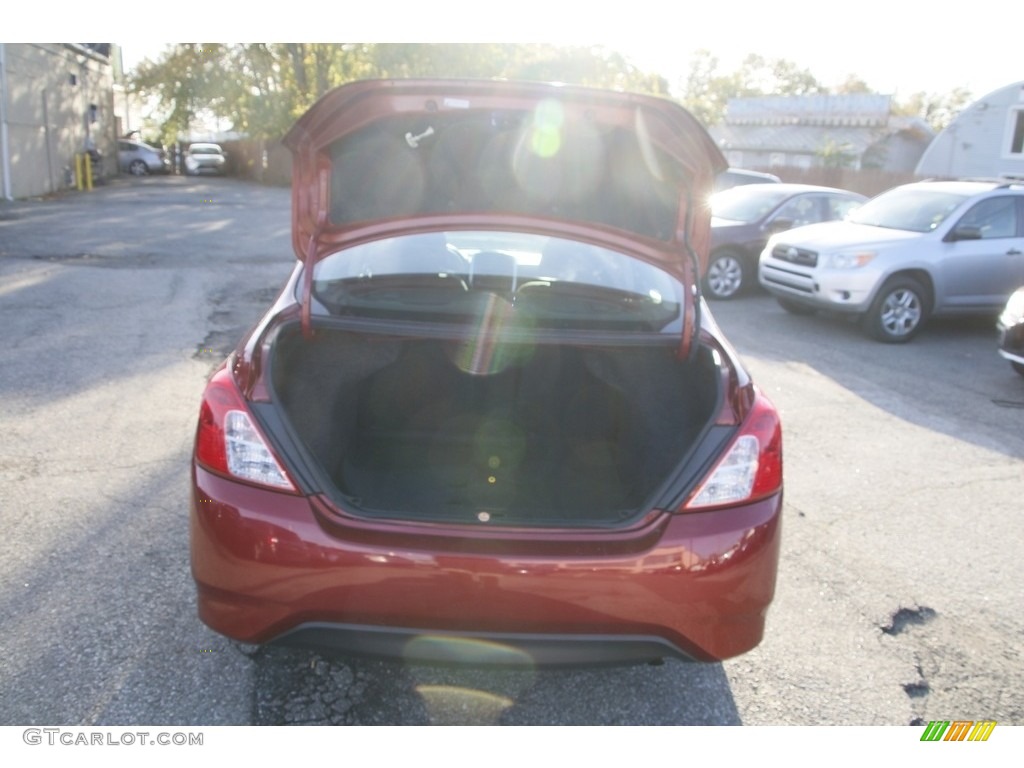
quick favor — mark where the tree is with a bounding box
[739,54,824,97]
[130,43,228,143]
[817,137,857,169]
[677,50,747,127]
[508,45,670,95]
[895,87,973,132]
[678,50,825,126]
[127,44,670,141]
[834,74,873,94]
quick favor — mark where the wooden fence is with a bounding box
[759,167,921,197]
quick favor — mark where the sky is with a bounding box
[15,1,1022,101]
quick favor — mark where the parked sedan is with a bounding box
[705,183,866,300]
[998,286,1024,376]
[713,167,781,193]
[184,142,227,176]
[190,79,783,667]
[759,180,1024,342]
[117,139,170,176]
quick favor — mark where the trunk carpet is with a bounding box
[339,343,640,522]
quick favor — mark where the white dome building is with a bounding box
[916,81,1024,180]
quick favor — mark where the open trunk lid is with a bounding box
[283,78,727,346]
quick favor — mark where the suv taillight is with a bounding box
[682,389,782,511]
[195,367,297,492]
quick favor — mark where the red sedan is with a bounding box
[191,79,782,665]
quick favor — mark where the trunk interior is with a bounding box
[271,326,721,527]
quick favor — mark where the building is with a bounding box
[0,44,118,200]
[915,81,1024,179]
[710,94,933,173]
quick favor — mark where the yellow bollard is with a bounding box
[75,153,83,191]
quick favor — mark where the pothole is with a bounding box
[880,605,937,636]
[902,660,931,701]
[192,330,237,361]
[903,681,930,698]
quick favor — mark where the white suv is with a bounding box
[758,180,1024,342]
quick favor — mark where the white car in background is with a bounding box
[758,180,1024,342]
[184,142,227,176]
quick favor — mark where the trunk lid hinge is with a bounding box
[677,192,703,361]
[677,253,700,361]
[300,168,330,339]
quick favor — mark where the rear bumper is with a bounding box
[191,465,782,665]
[273,622,695,666]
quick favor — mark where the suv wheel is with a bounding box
[704,250,745,300]
[863,276,929,343]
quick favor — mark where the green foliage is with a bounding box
[678,50,744,127]
[677,53,971,133]
[678,50,825,126]
[127,44,974,142]
[834,74,873,94]
[893,86,973,131]
[817,137,858,169]
[130,43,228,143]
[127,44,671,141]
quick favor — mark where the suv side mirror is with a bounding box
[947,225,982,242]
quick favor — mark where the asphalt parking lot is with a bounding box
[0,175,1021,726]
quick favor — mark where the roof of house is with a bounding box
[724,94,893,126]
[710,94,933,156]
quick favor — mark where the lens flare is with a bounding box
[447,293,533,376]
[414,685,514,725]
[530,99,564,159]
[405,634,536,667]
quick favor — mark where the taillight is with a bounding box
[682,389,782,511]
[194,367,297,492]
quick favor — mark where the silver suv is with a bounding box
[758,180,1024,342]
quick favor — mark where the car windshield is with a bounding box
[848,188,969,232]
[190,146,221,155]
[311,231,683,332]
[711,187,794,223]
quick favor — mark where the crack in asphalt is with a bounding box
[247,647,372,725]
[194,286,281,363]
[991,398,1024,409]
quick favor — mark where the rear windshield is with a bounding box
[189,145,222,154]
[311,231,683,332]
[848,188,969,232]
